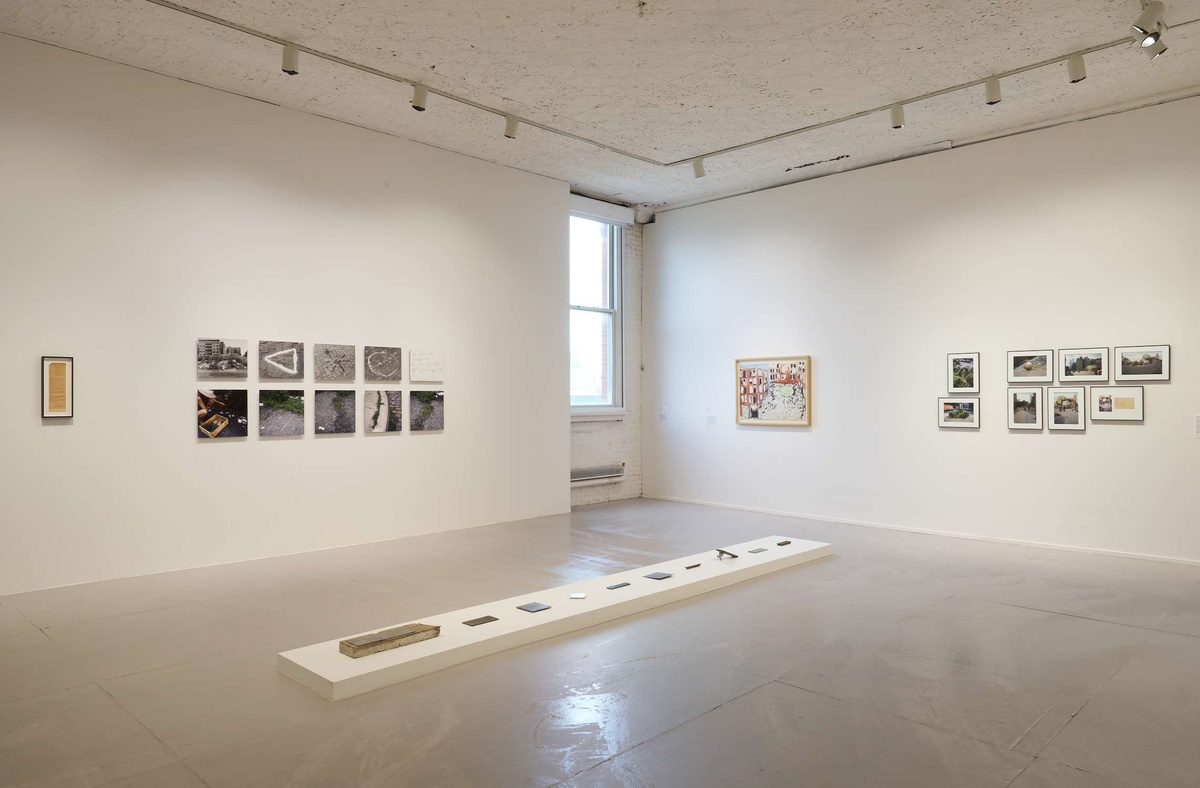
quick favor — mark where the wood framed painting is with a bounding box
[1007,350,1053,383]
[1007,387,1043,430]
[736,356,810,426]
[1059,347,1108,382]
[1114,345,1170,382]
[1047,386,1086,431]
[946,352,979,394]
[938,397,979,429]
[1090,386,1144,422]
[42,356,73,418]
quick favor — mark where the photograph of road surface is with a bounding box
[197,338,248,379]
[364,390,403,433]
[1008,387,1042,429]
[410,390,444,431]
[365,346,403,382]
[1049,387,1085,431]
[259,390,304,436]
[258,341,304,380]
[314,344,355,380]
[315,390,356,434]
[197,389,248,438]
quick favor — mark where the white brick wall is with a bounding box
[571,224,642,506]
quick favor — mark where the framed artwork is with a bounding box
[196,338,249,379]
[410,390,445,431]
[947,353,979,394]
[42,356,73,418]
[1047,386,1086,431]
[258,341,304,380]
[1008,387,1043,430]
[1059,348,1108,382]
[365,390,404,433]
[197,389,249,438]
[938,397,979,429]
[315,390,356,434]
[1114,345,1170,382]
[259,390,304,437]
[314,344,356,380]
[1090,386,1144,422]
[364,346,403,382]
[735,356,811,426]
[1007,350,1053,383]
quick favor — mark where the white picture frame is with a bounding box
[938,397,980,429]
[1008,387,1043,430]
[1090,386,1145,422]
[1007,350,1054,384]
[1114,345,1170,382]
[1047,386,1086,431]
[946,352,980,394]
[1059,347,1108,383]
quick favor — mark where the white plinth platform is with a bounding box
[279,535,831,700]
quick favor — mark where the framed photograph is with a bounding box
[1114,345,1170,382]
[947,353,979,394]
[315,390,356,434]
[938,397,979,429]
[259,390,304,437]
[258,340,304,380]
[364,346,403,382]
[42,356,73,418]
[1007,350,1053,383]
[197,389,248,438]
[735,356,811,426]
[1059,348,1108,382]
[364,390,404,433]
[1047,386,1086,431]
[1090,386,1144,422]
[1008,387,1043,430]
[196,338,248,379]
[410,390,445,431]
[314,343,355,381]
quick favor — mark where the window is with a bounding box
[570,215,622,411]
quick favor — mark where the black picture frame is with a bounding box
[41,356,74,419]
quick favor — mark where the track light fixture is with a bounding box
[984,77,1002,105]
[692,158,706,178]
[1067,54,1087,83]
[1143,37,1168,59]
[1131,1,1166,46]
[890,104,905,129]
[504,115,519,139]
[411,84,428,112]
[281,44,299,76]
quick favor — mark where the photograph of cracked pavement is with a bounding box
[315,390,356,434]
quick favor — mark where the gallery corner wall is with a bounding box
[643,96,1200,563]
[0,36,571,595]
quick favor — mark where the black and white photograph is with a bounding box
[1059,347,1108,382]
[364,346,403,382]
[258,340,304,380]
[1048,386,1085,431]
[259,390,305,437]
[1007,387,1043,430]
[938,397,979,429]
[410,390,444,431]
[1115,345,1170,382]
[314,343,356,381]
[197,389,248,438]
[1091,386,1145,422]
[1007,350,1053,383]
[197,338,249,379]
[946,352,979,393]
[364,390,404,433]
[315,390,356,434]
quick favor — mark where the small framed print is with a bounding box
[1048,386,1086,431]
[1008,387,1043,430]
[42,356,73,418]
[1059,348,1108,382]
[947,352,979,393]
[1114,345,1170,382]
[1008,350,1054,383]
[938,397,980,429]
[1091,386,1144,422]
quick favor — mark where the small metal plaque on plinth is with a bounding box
[517,602,551,613]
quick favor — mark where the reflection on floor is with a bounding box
[0,498,1198,787]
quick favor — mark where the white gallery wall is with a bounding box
[0,36,570,595]
[644,96,1200,563]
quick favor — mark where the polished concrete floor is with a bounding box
[2,499,1199,788]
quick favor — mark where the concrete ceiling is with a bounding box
[4,0,1200,213]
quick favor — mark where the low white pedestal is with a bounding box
[279,535,831,700]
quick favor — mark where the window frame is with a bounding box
[570,215,625,419]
